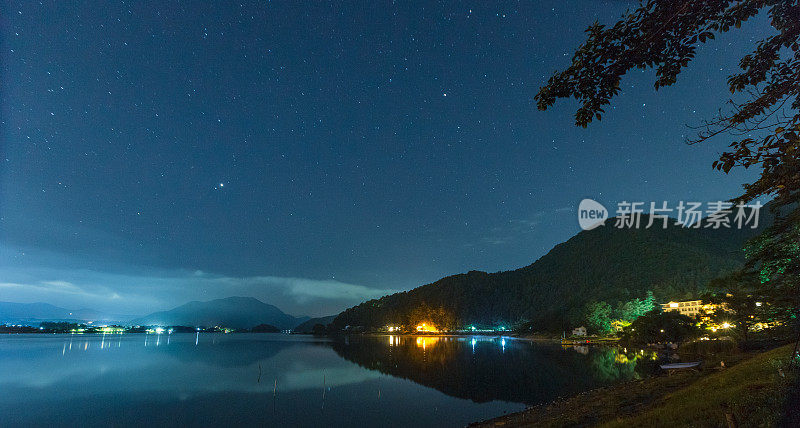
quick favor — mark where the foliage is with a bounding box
[623,310,699,343]
[311,323,327,335]
[585,301,613,334]
[680,337,739,355]
[705,271,782,341]
[585,292,656,334]
[38,321,80,332]
[742,214,800,321]
[616,291,657,322]
[534,0,800,324]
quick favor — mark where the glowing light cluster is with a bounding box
[415,336,440,349]
[415,323,438,333]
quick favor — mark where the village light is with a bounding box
[416,322,438,333]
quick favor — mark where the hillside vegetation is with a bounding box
[332,216,764,332]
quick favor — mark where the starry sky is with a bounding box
[0,1,770,317]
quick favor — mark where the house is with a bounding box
[661,300,709,317]
[611,320,630,332]
[572,326,587,336]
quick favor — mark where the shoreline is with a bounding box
[471,344,797,427]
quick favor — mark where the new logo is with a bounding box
[578,199,608,230]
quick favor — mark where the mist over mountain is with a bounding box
[0,302,133,324]
[130,296,309,329]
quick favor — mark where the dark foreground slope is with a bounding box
[332,215,764,332]
[472,344,798,427]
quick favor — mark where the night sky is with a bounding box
[0,1,769,317]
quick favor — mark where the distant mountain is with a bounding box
[332,213,768,332]
[0,302,132,324]
[130,296,308,329]
[293,315,337,333]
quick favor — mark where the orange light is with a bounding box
[415,322,439,333]
[415,336,440,349]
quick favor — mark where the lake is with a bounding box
[0,333,662,427]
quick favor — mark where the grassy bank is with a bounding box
[473,344,798,427]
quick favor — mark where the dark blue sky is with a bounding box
[0,1,768,316]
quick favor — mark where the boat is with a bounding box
[660,361,702,371]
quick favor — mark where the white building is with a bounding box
[661,300,705,317]
[572,326,587,336]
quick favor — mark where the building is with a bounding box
[572,326,587,336]
[611,320,630,332]
[661,300,708,317]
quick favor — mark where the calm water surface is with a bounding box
[0,334,661,427]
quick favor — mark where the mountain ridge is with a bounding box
[331,214,767,332]
[129,296,308,329]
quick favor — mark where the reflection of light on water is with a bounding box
[415,337,440,349]
[388,335,401,347]
[471,338,476,353]
[195,332,199,346]
[501,338,506,353]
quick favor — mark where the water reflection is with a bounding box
[0,334,666,427]
[0,334,527,427]
[332,335,660,405]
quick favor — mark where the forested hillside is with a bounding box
[331,214,766,332]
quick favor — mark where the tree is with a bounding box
[585,301,613,334]
[535,0,800,314]
[624,310,699,344]
[616,291,657,322]
[742,217,800,322]
[311,323,327,336]
[251,324,280,333]
[705,272,778,341]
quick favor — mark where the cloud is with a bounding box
[1,279,118,300]
[481,216,542,245]
[479,207,575,246]
[0,262,396,317]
